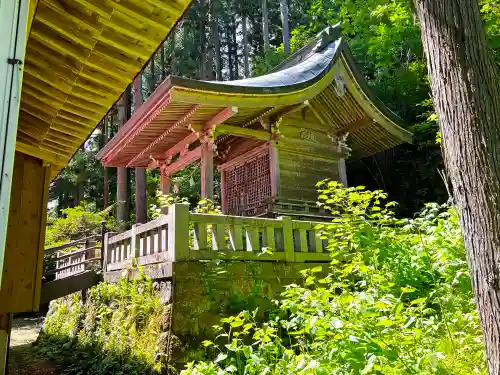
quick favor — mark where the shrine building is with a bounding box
[98,24,412,218]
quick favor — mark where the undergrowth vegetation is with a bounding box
[39,183,485,374]
[181,182,485,375]
[37,275,170,375]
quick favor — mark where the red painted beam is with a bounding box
[160,146,202,176]
[125,104,200,167]
[205,106,238,129]
[102,92,172,165]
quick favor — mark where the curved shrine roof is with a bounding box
[99,24,412,168]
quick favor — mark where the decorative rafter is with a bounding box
[126,104,200,167]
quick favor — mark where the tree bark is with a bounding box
[262,0,270,52]
[414,0,500,372]
[149,57,155,93]
[103,118,109,208]
[280,0,290,54]
[226,22,234,80]
[215,22,222,80]
[209,0,221,81]
[242,12,250,78]
[160,41,166,81]
[116,93,129,225]
[133,76,147,224]
[232,15,239,79]
[199,0,207,79]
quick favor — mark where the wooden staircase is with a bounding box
[41,235,103,303]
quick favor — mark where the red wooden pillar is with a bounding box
[160,168,171,214]
[220,169,227,213]
[201,141,214,200]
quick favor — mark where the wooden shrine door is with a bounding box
[222,147,272,216]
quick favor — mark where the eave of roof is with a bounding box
[17,0,192,173]
[99,24,413,167]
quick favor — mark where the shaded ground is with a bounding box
[7,317,61,375]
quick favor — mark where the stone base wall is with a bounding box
[171,261,328,340]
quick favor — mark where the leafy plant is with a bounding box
[181,182,485,375]
[37,273,172,374]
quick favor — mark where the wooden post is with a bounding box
[160,171,171,215]
[131,224,139,258]
[279,216,295,262]
[337,142,348,187]
[100,220,107,270]
[269,142,280,197]
[201,142,214,200]
[0,313,12,374]
[220,169,227,214]
[167,203,190,261]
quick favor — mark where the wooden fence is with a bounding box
[104,203,332,273]
[44,235,102,280]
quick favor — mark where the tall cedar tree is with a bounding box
[414,0,500,372]
[133,76,147,224]
[116,93,129,224]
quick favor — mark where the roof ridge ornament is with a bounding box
[313,22,342,53]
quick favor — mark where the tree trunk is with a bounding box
[116,93,129,225]
[232,16,239,79]
[133,76,147,224]
[160,41,166,81]
[262,0,269,52]
[215,22,222,80]
[414,0,500,372]
[242,12,250,78]
[150,57,156,94]
[103,118,109,208]
[280,0,290,53]
[199,0,207,79]
[208,0,219,81]
[226,23,234,80]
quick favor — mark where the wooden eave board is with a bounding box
[17,0,191,171]
[102,99,226,167]
[100,24,413,167]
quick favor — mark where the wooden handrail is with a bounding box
[44,246,100,266]
[44,257,101,276]
[44,235,101,254]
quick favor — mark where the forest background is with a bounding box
[47,0,500,228]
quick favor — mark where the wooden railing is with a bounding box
[104,203,332,273]
[44,235,102,281]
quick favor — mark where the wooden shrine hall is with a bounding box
[98,24,412,218]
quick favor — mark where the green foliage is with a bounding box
[45,203,115,247]
[181,183,485,375]
[37,274,170,374]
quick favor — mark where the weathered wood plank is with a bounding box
[192,223,208,250]
[245,227,259,252]
[265,227,276,251]
[280,216,294,262]
[229,225,243,251]
[189,213,283,227]
[186,250,285,262]
[298,229,308,252]
[212,224,226,250]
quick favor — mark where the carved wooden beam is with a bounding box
[163,132,200,160]
[214,124,271,140]
[207,106,238,127]
[334,117,372,135]
[159,147,202,177]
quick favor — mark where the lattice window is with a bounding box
[224,148,271,216]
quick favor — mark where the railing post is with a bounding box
[168,203,190,261]
[279,216,295,262]
[130,224,138,260]
[100,220,107,271]
[103,232,110,273]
